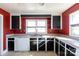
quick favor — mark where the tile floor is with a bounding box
[4,51,57,56]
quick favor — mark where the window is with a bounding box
[71,26,79,36]
[27,20,36,27]
[70,11,79,37]
[26,19,47,34]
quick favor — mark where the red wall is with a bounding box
[62,3,79,35]
[0,8,10,50]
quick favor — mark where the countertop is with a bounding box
[6,34,79,48]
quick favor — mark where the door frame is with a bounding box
[0,14,3,55]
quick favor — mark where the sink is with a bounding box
[42,35,51,38]
[27,34,43,38]
[28,34,42,36]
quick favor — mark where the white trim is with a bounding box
[60,14,62,29]
[69,14,71,36]
[19,16,21,29]
[65,43,66,56]
[0,14,4,55]
[37,38,38,51]
[45,38,47,51]
[51,14,53,29]
[54,38,55,53]
[10,14,12,29]
[6,35,8,53]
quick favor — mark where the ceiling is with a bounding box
[0,3,75,15]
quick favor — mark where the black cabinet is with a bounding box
[47,38,54,51]
[55,39,59,55]
[66,44,76,56]
[30,38,37,51]
[60,45,65,56]
[60,41,65,46]
[66,50,75,56]
[55,38,59,42]
[60,41,65,56]
[12,16,20,29]
[54,39,76,56]
[53,16,61,29]
[55,40,65,56]
[8,38,14,51]
[66,44,76,53]
[38,38,45,51]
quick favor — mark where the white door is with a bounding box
[0,14,3,55]
[15,37,30,51]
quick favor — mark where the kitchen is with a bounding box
[0,3,79,56]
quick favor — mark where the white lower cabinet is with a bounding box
[15,37,30,51]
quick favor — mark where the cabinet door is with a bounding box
[38,38,45,51]
[47,38,54,51]
[12,16,20,29]
[8,41,14,51]
[60,45,65,56]
[66,50,75,56]
[30,41,37,51]
[55,42,59,55]
[15,38,30,51]
[66,44,76,53]
[53,16,61,29]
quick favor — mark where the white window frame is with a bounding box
[69,10,79,37]
[26,19,47,34]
